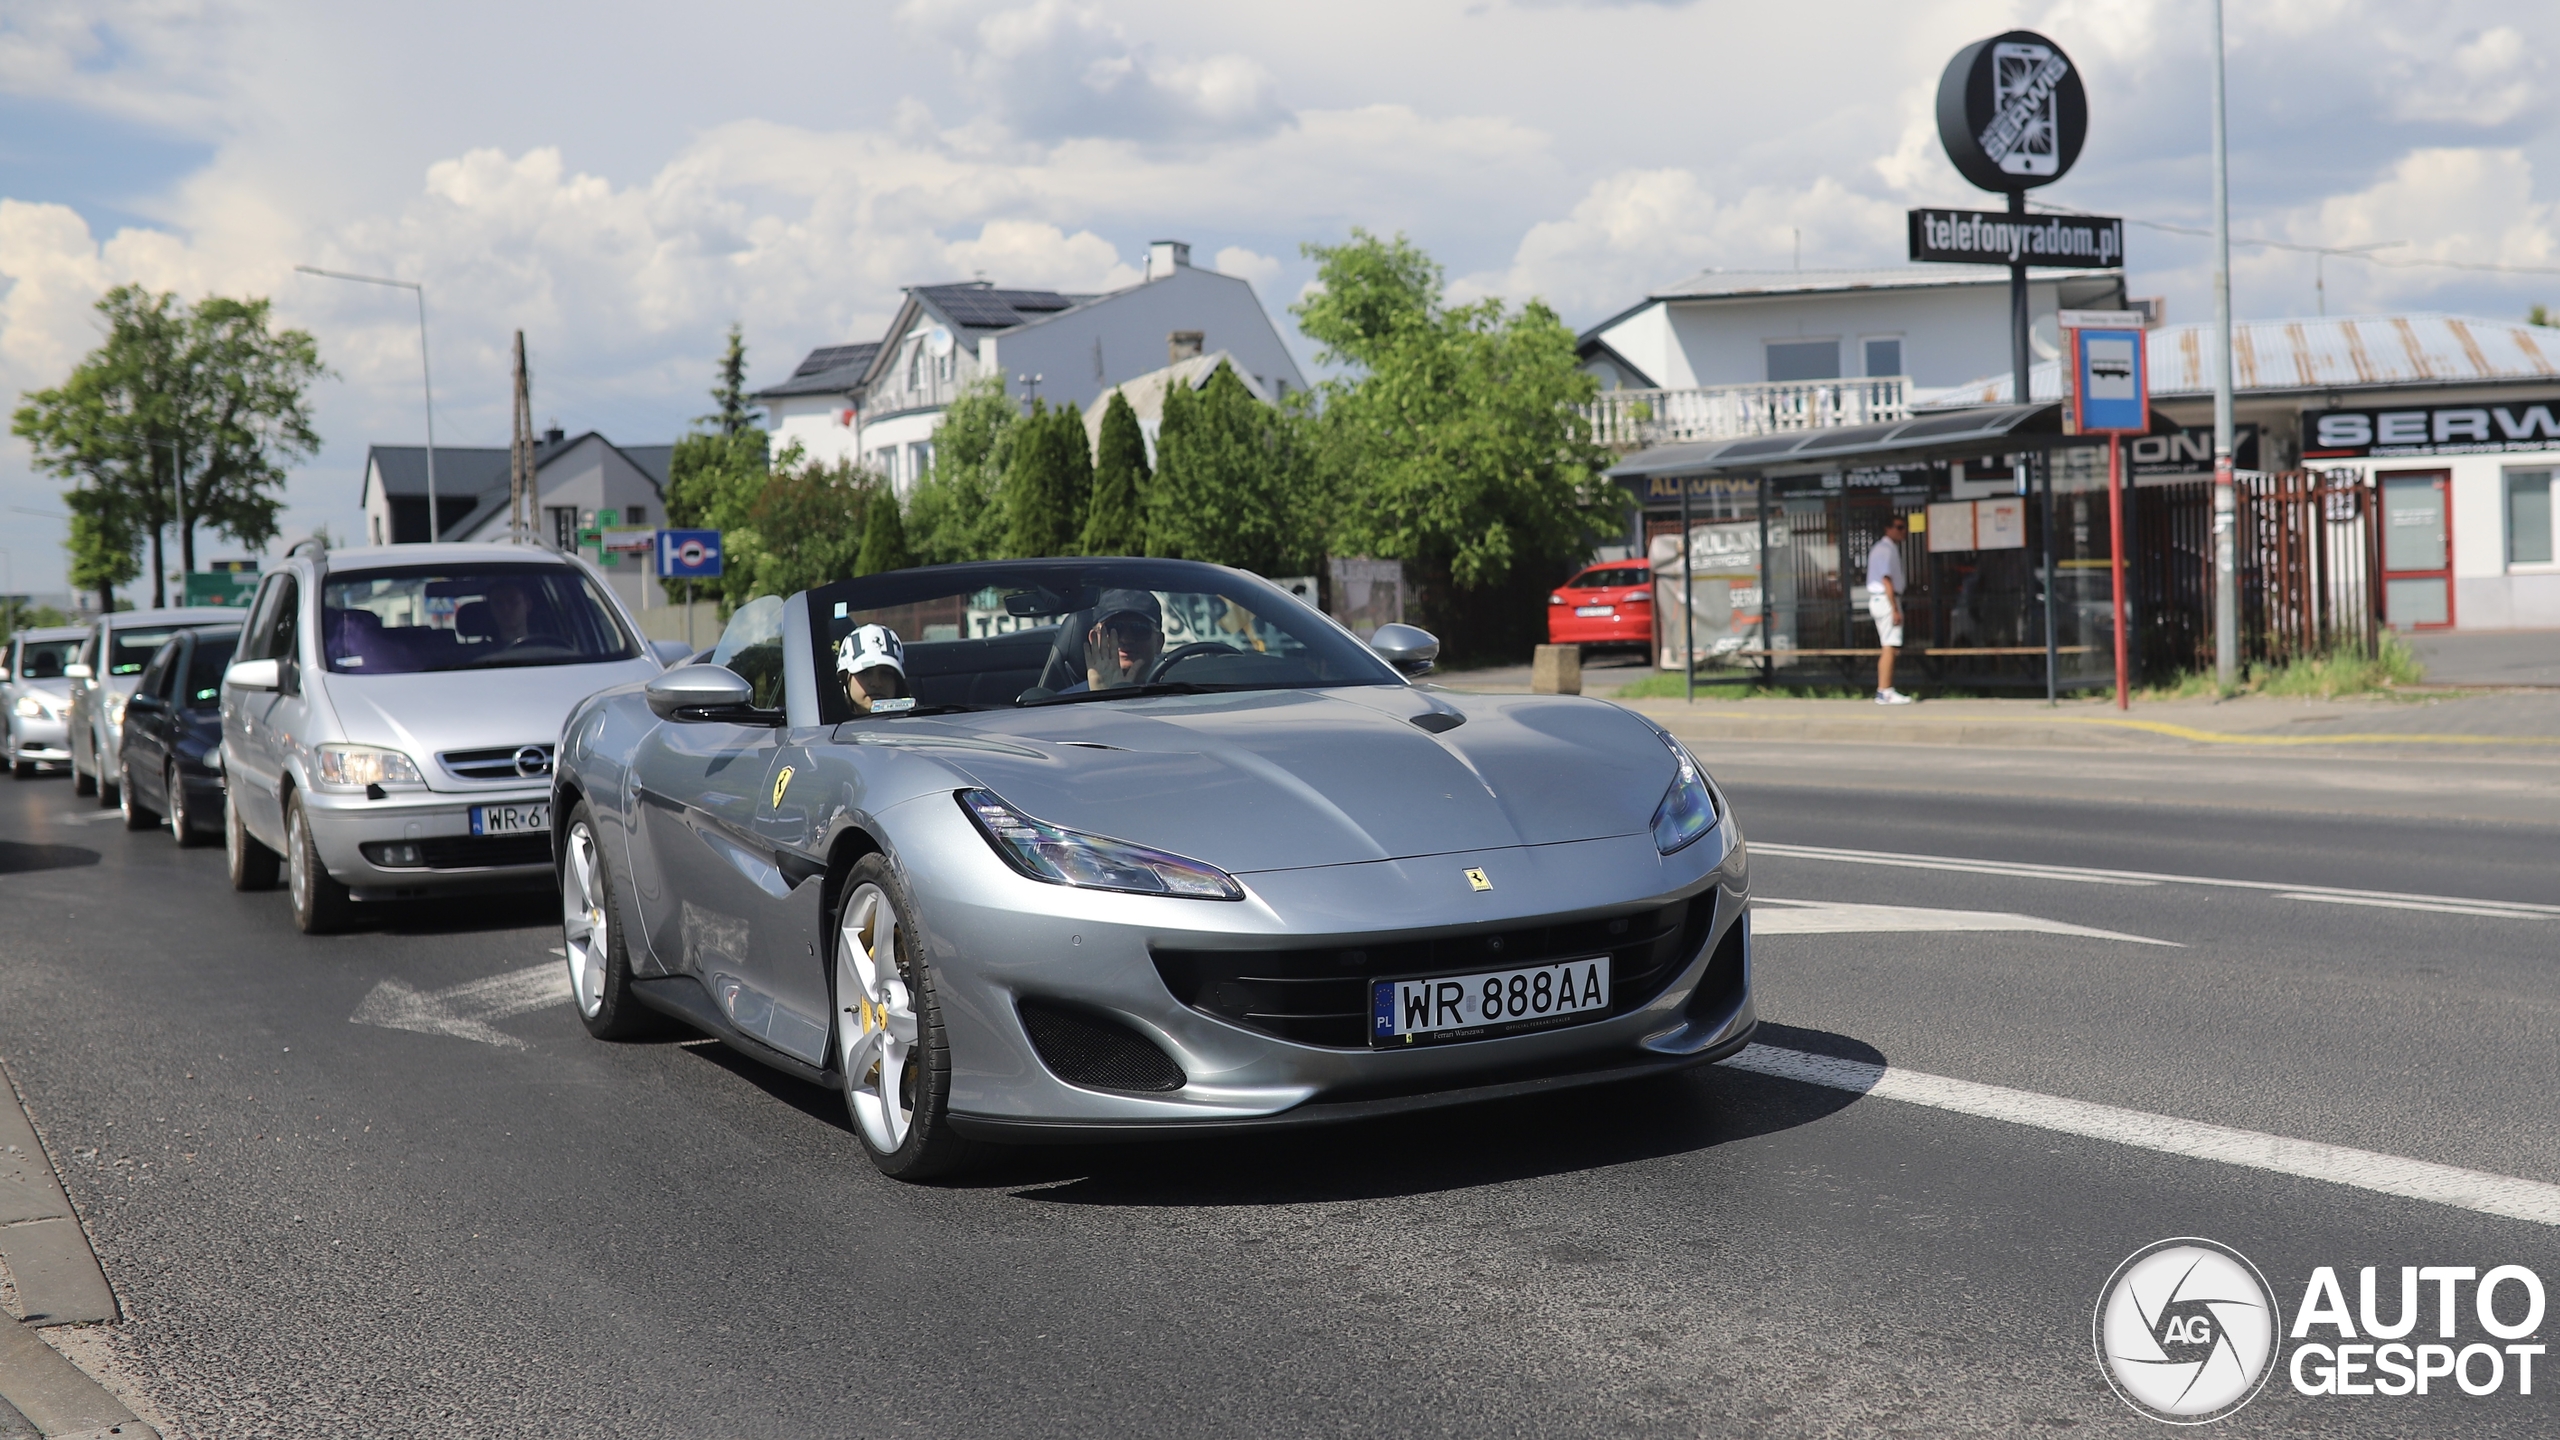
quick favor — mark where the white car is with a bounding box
[221,541,669,933]
[65,607,247,803]
[4,625,88,778]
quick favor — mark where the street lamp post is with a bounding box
[2209,0,2238,692]
[295,266,439,542]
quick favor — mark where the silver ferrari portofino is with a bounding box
[553,558,1754,1179]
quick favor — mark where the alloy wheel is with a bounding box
[287,803,311,915]
[167,761,190,843]
[561,821,609,1020]
[836,881,920,1154]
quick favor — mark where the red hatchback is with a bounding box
[1547,561,1653,649]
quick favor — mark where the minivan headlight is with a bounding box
[316,744,424,790]
[1650,734,1720,854]
[960,789,1243,900]
[14,695,46,719]
[105,693,128,727]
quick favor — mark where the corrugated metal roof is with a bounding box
[1921,313,2560,408]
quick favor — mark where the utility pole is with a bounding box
[511,332,536,544]
[2209,0,2238,691]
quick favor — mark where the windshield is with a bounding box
[806,559,1402,723]
[183,629,242,707]
[321,564,642,674]
[15,640,77,680]
[107,628,185,677]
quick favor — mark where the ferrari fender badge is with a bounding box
[1464,867,1492,892]
[771,765,795,808]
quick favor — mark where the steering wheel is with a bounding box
[1145,642,1232,683]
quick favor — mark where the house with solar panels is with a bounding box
[758,241,1307,495]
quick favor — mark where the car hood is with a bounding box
[322,659,663,788]
[894,687,1680,874]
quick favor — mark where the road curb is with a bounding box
[0,1065,147,1439]
[0,1321,153,1440]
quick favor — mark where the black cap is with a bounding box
[1094,588,1162,627]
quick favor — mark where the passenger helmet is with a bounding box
[836,624,906,678]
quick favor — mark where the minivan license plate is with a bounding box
[470,803,550,837]
[1372,957,1611,1045]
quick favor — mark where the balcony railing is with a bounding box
[1584,377,1910,450]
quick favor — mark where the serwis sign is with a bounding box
[1936,30,2089,193]
[2303,401,2560,459]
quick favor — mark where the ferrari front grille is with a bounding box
[1152,899,1710,1050]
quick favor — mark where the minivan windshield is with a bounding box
[804,559,1402,723]
[15,640,77,679]
[321,564,641,674]
[108,628,186,676]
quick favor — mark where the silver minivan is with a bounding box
[65,607,249,803]
[222,541,669,933]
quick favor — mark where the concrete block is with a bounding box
[1531,645,1582,695]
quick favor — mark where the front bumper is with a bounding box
[299,784,556,899]
[887,794,1754,1134]
[9,715,69,762]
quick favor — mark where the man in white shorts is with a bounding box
[1868,515,1913,705]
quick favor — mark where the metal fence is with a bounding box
[2131,469,2380,676]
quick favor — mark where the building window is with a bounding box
[2510,469,2554,566]
[1766,340,1840,383]
[550,506,576,551]
[1863,337,1904,378]
[625,503,646,526]
[907,441,933,482]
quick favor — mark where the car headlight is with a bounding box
[13,695,44,719]
[105,694,128,727]
[960,789,1243,901]
[316,744,424,790]
[1650,733,1720,855]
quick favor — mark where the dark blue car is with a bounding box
[119,626,241,844]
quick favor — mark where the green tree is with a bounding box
[740,456,872,597]
[1003,399,1091,559]
[855,479,913,575]
[1082,389,1150,555]
[14,286,325,610]
[1150,361,1309,576]
[661,427,770,611]
[906,378,1018,565]
[1295,229,1620,661]
[701,323,761,435]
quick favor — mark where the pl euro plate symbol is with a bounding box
[470,802,550,837]
[1373,957,1610,1045]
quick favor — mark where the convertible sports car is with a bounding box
[553,558,1754,1179]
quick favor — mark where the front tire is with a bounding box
[560,804,666,1040]
[285,794,354,933]
[833,855,982,1181]
[73,747,96,796]
[119,760,157,830]
[168,761,207,847]
[227,788,280,890]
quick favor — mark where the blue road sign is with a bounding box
[2068,322,2149,435]
[657,529,723,579]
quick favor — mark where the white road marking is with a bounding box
[2277,891,2551,919]
[57,810,128,826]
[1751,841,2560,918]
[1751,899,2177,946]
[1727,1044,2560,1229]
[350,962,571,1050]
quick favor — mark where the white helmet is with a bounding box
[835,623,905,677]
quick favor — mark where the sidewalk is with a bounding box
[1430,673,2560,757]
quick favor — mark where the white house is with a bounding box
[758,240,1307,496]
[1579,265,2131,394]
[359,429,673,612]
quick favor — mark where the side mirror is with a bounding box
[64,662,93,680]
[225,658,280,692]
[646,663,758,721]
[1368,623,1441,677]
[128,692,165,712]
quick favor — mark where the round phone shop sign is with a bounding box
[2095,1238,2282,1423]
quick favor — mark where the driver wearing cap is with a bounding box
[836,624,912,714]
[1060,588,1163,694]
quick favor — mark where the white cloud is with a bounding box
[1212,245,1281,286]
[1459,169,1907,316]
[897,0,1288,142]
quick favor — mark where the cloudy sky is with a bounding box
[3,0,2555,596]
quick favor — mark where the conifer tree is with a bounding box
[1003,398,1084,558]
[1082,389,1150,556]
[1149,361,1306,575]
[855,481,913,575]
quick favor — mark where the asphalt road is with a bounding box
[0,750,2553,1438]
